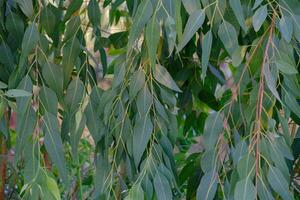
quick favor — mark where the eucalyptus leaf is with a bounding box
[177,9,205,51]
[253,5,267,32]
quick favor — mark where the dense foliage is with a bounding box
[0,0,300,199]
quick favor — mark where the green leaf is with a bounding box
[229,0,247,31]
[234,179,255,200]
[43,174,62,200]
[177,9,205,51]
[40,6,56,35]
[218,21,239,55]
[64,78,85,113]
[253,5,267,32]
[70,111,86,161]
[201,30,212,81]
[182,0,201,14]
[279,15,293,42]
[15,107,36,163]
[284,91,300,123]
[252,0,263,10]
[154,64,181,92]
[0,42,15,73]
[88,0,101,27]
[276,60,298,74]
[237,152,255,179]
[267,166,293,200]
[129,69,145,99]
[99,48,107,77]
[5,89,32,97]
[125,183,144,200]
[132,115,153,166]
[16,0,34,18]
[127,0,153,51]
[136,84,152,117]
[62,37,81,84]
[5,11,24,40]
[64,0,83,22]
[196,170,218,200]
[85,86,103,144]
[165,16,177,55]
[39,86,58,115]
[42,63,64,98]
[203,113,223,150]
[257,177,274,200]
[21,24,39,58]
[43,112,68,185]
[154,171,172,200]
[146,16,160,69]
[264,63,280,101]
[64,16,81,42]
[0,81,7,89]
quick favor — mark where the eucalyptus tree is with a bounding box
[0,0,299,199]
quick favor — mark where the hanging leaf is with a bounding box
[5,89,31,97]
[264,63,280,101]
[154,64,181,92]
[127,0,153,51]
[237,152,255,179]
[62,37,81,84]
[182,0,201,14]
[253,5,267,32]
[279,15,293,42]
[132,115,153,166]
[64,78,85,113]
[129,69,145,99]
[39,86,58,115]
[5,11,24,40]
[64,0,83,22]
[201,30,212,80]
[165,16,177,55]
[125,183,144,200]
[196,170,218,200]
[276,59,298,74]
[203,113,223,150]
[218,21,239,55]
[267,166,294,200]
[70,111,86,161]
[154,171,173,200]
[234,179,255,200]
[15,0,33,18]
[40,6,56,35]
[43,112,69,185]
[146,16,160,69]
[20,24,39,65]
[177,9,205,51]
[88,0,101,27]
[42,63,64,98]
[229,0,247,31]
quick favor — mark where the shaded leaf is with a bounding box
[43,112,68,185]
[196,170,218,200]
[132,115,153,166]
[154,64,181,92]
[229,0,247,31]
[234,179,255,200]
[253,5,267,32]
[146,16,160,69]
[88,0,101,27]
[218,21,239,55]
[201,30,212,80]
[129,69,145,99]
[177,9,205,51]
[267,166,293,200]
[154,171,172,200]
